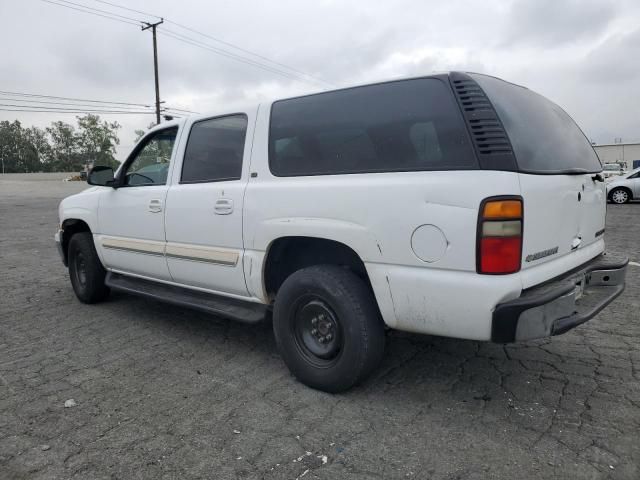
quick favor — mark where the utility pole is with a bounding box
[142,19,164,125]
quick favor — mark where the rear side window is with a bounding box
[269,78,476,176]
[471,74,602,174]
[181,114,248,183]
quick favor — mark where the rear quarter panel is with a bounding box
[243,103,524,337]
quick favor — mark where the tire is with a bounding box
[273,265,385,393]
[68,232,110,303]
[609,188,630,204]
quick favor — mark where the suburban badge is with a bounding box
[525,246,559,262]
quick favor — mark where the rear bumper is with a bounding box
[492,252,628,342]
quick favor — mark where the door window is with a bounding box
[181,115,248,183]
[123,127,178,186]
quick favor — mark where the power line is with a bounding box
[160,29,322,85]
[0,102,154,112]
[0,90,196,115]
[90,0,162,19]
[0,90,151,107]
[0,103,154,113]
[87,0,334,87]
[44,0,333,87]
[164,20,333,87]
[0,96,154,111]
[0,107,155,114]
[39,0,140,26]
[54,0,142,23]
[163,106,199,114]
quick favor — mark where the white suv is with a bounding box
[56,72,628,392]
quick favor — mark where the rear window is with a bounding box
[269,78,477,176]
[471,74,601,174]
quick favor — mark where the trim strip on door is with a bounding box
[100,236,239,266]
[101,237,165,256]
[165,243,239,266]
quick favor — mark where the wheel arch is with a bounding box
[262,236,371,300]
[60,218,92,265]
[243,220,396,328]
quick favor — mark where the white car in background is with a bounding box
[607,167,640,204]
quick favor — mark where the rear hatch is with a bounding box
[468,73,606,288]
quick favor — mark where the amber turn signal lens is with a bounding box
[483,200,522,219]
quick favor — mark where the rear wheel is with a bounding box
[273,265,385,393]
[610,188,630,204]
[68,232,110,303]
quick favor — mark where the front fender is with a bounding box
[61,207,98,232]
[58,187,102,232]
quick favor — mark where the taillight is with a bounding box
[477,197,523,274]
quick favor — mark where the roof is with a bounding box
[160,72,478,124]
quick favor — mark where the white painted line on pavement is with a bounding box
[629,261,640,267]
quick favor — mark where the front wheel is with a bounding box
[273,265,385,393]
[68,232,110,303]
[609,188,630,204]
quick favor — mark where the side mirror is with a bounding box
[87,166,116,187]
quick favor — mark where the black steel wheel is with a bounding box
[68,232,109,303]
[273,265,385,393]
[292,297,343,366]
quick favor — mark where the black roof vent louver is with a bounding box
[449,72,518,171]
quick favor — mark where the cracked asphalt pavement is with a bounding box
[1,174,639,479]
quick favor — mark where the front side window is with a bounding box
[269,78,476,176]
[181,115,248,183]
[123,127,178,186]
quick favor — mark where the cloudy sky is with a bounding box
[1,0,639,160]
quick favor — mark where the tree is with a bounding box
[46,121,80,172]
[0,114,124,173]
[134,122,156,143]
[22,126,50,172]
[0,120,23,173]
[76,114,121,170]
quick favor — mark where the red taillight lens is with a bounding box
[477,198,523,275]
[480,237,521,274]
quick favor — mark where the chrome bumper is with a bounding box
[492,252,628,342]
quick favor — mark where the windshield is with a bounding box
[471,74,602,174]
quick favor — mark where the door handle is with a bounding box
[214,198,233,215]
[148,199,163,213]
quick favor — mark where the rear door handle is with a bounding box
[214,198,233,215]
[148,199,163,213]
